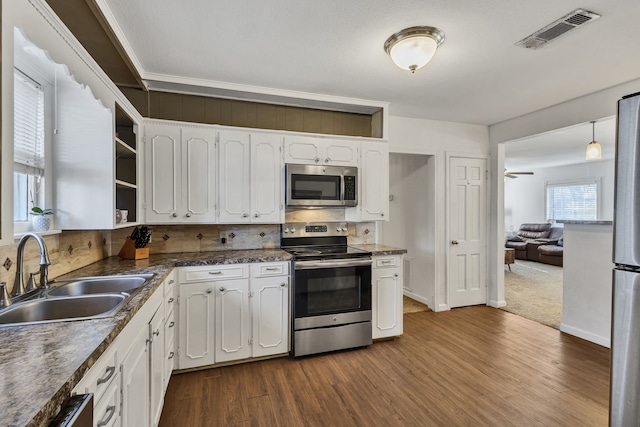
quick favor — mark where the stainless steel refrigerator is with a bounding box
[611,91,640,426]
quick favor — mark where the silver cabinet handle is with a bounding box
[209,271,223,275]
[168,279,174,284]
[167,297,174,303]
[325,158,330,163]
[168,351,175,360]
[97,405,116,427]
[186,213,192,217]
[153,329,160,337]
[381,260,392,264]
[219,287,226,292]
[381,213,385,217]
[96,366,116,386]
[206,288,213,294]
[242,213,248,218]
[314,157,320,163]
[172,213,178,218]
[265,267,279,271]
[280,282,286,287]
[451,240,459,245]
[394,273,399,278]
[169,321,175,328]
[254,213,259,218]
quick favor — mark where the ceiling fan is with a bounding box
[504,170,534,179]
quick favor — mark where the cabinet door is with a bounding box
[149,309,165,427]
[218,130,251,223]
[284,136,322,164]
[372,261,403,339]
[252,276,289,357]
[215,278,252,363]
[360,141,389,221]
[121,326,150,427]
[324,140,359,166]
[178,282,216,369]
[145,123,181,223]
[251,134,283,223]
[181,127,217,223]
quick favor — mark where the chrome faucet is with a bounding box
[12,233,51,298]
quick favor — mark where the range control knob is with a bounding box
[336,227,342,232]
[284,228,290,234]
[341,227,348,232]
[291,227,296,233]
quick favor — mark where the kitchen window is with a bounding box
[546,178,599,221]
[13,68,48,231]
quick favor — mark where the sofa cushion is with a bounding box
[516,223,552,240]
[557,237,563,246]
[505,241,527,251]
[548,227,564,241]
[538,245,563,256]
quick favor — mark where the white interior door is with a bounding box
[448,156,487,308]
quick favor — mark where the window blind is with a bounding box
[546,180,598,221]
[14,69,45,176]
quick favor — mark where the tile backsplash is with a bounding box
[0,221,376,295]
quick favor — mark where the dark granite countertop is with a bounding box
[1,249,292,427]
[350,244,407,255]
[557,220,613,226]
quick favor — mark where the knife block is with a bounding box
[118,237,149,260]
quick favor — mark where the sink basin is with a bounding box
[0,294,128,326]
[47,274,153,297]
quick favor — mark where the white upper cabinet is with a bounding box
[145,121,216,224]
[218,130,283,224]
[347,141,389,221]
[284,136,358,166]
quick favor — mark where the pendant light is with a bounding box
[384,26,445,73]
[585,121,602,160]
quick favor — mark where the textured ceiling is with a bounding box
[99,0,640,125]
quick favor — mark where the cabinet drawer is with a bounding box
[375,256,400,268]
[251,262,290,277]
[73,344,118,404]
[93,380,119,427]
[179,264,249,283]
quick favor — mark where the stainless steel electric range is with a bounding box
[281,222,373,357]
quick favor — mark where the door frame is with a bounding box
[444,152,490,309]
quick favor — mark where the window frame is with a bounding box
[545,177,601,222]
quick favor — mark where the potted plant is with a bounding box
[30,207,54,232]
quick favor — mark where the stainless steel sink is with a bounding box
[0,294,128,326]
[47,274,153,297]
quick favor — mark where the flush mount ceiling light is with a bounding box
[384,26,445,73]
[586,120,602,160]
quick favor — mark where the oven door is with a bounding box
[293,258,372,321]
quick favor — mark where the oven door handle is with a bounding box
[294,258,372,270]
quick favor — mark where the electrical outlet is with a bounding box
[219,231,227,244]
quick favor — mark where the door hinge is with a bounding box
[485,169,489,180]
[249,337,253,345]
[249,290,254,298]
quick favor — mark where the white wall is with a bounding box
[561,224,613,347]
[382,154,435,306]
[384,116,490,311]
[504,159,615,231]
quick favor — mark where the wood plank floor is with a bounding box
[159,306,610,426]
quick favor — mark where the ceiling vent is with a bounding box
[516,9,600,50]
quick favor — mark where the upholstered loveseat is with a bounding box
[505,223,564,266]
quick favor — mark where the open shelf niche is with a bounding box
[115,104,138,226]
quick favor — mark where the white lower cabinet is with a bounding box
[121,325,151,427]
[372,255,404,339]
[177,280,217,369]
[177,262,289,370]
[73,274,172,427]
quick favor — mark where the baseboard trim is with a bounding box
[436,304,450,312]
[403,290,430,308]
[560,323,610,348]
[489,299,507,308]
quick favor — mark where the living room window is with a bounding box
[545,178,599,221]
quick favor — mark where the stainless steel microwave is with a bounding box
[285,164,358,207]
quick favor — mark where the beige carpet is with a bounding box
[403,296,430,313]
[502,260,563,329]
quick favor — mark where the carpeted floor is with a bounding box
[403,296,430,313]
[502,259,563,329]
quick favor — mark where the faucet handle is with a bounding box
[27,272,40,292]
[0,282,11,308]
